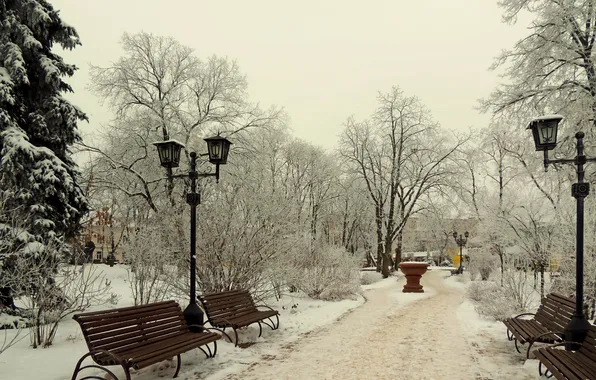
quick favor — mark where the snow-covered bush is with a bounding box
[292,245,361,301]
[360,271,383,285]
[2,241,117,348]
[124,225,178,305]
[474,288,518,321]
[467,281,499,302]
[469,251,499,281]
[470,269,537,321]
[0,310,30,355]
[501,269,536,312]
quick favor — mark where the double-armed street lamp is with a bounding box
[527,115,594,345]
[453,231,469,274]
[153,135,232,332]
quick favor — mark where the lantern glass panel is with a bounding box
[539,120,557,145]
[209,141,222,160]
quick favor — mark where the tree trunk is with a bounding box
[382,229,394,278]
[540,265,545,299]
[499,251,504,287]
[375,206,383,273]
[395,231,403,267]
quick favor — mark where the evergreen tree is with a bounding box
[0,0,88,305]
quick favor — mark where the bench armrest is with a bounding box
[205,316,235,327]
[254,304,278,313]
[86,348,128,366]
[187,325,233,343]
[513,312,536,319]
[531,331,565,341]
[545,341,582,350]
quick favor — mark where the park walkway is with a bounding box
[223,270,490,380]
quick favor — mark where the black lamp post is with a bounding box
[453,231,469,274]
[153,135,232,332]
[527,115,594,345]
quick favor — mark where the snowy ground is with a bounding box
[0,265,545,379]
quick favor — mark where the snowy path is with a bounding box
[218,271,533,380]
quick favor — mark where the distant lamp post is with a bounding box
[153,135,232,332]
[453,231,469,275]
[527,115,595,346]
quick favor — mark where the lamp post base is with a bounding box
[183,302,205,333]
[564,314,591,350]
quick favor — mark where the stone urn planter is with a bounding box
[398,262,429,293]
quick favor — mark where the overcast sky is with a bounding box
[50,0,531,151]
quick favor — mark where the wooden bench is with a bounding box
[503,293,575,358]
[199,290,279,347]
[71,301,229,380]
[534,324,596,379]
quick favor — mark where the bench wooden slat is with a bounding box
[204,295,254,309]
[96,325,186,353]
[80,306,181,329]
[81,312,182,336]
[75,301,177,319]
[87,318,183,342]
[201,290,246,302]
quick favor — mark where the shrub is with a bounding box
[469,269,537,321]
[360,271,383,285]
[292,245,361,301]
[469,251,498,281]
[467,281,499,302]
[124,225,178,305]
[475,289,518,321]
[501,269,536,312]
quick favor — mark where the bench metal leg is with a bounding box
[173,354,181,378]
[257,321,263,337]
[198,346,210,358]
[71,351,131,380]
[545,369,553,378]
[232,327,239,347]
[538,359,554,378]
[506,329,513,341]
[514,338,523,354]
[526,341,535,359]
[539,361,544,376]
[260,315,279,331]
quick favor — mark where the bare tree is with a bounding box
[84,32,279,208]
[81,32,281,260]
[340,87,468,277]
[482,0,596,131]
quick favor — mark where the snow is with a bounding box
[0,67,12,83]
[152,139,186,148]
[23,241,44,254]
[0,266,546,379]
[530,114,564,122]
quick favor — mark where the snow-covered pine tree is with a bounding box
[0,1,88,306]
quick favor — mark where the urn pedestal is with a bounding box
[398,262,429,293]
